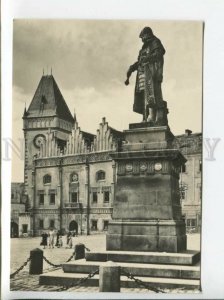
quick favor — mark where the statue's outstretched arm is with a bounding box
[125,61,138,85]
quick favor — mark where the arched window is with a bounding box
[43,174,51,184]
[96,170,106,181]
[70,172,79,182]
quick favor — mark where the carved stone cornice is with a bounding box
[35,151,113,168]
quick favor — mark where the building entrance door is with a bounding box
[69,220,78,235]
[11,222,19,237]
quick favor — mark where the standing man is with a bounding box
[48,228,55,249]
[125,27,166,125]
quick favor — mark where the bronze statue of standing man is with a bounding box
[125,27,168,126]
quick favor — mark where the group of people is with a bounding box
[40,229,77,249]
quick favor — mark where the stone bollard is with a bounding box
[74,243,85,260]
[99,261,120,292]
[29,248,43,275]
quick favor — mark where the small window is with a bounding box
[92,192,98,203]
[91,220,98,231]
[199,185,202,200]
[187,219,196,228]
[39,219,44,229]
[22,224,28,234]
[180,189,186,200]
[179,183,187,200]
[43,174,51,184]
[39,194,44,205]
[182,164,186,173]
[11,193,14,199]
[199,160,202,172]
[50,194,55,205]
[103,220,109,230]
[71,192,78,203]
[104,191,110,203]
[96,170,105,181]
[49,220,55,229]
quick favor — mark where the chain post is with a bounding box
[29,248,43,275]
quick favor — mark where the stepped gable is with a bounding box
[66,119,95,155]
[25,75,74,123]
[93,117,124,152]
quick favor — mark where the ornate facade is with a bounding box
[11,75,202,236]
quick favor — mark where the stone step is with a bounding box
[62,259,200,279]
[39,269,200,290]
[86,250,200,266]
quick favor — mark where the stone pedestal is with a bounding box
[106,125,187,253]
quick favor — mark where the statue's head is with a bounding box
[139,27,153,42]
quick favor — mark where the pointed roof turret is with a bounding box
[25,75,74,123]
[23,103,28,117]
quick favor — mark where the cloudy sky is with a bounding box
[12,20,203,182]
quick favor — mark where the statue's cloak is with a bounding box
[133,36,165,115]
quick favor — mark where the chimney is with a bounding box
[185,129,192,136]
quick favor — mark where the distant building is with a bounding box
[174,130,202,232]
[11,75,202,236]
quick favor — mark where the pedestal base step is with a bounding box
[86,250,200,266]
[39,269,200,290]
[62,259,200,279]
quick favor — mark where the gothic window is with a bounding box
[50,194,55,205]
[22,224,28,234]
[39,194,44,205]
[91,220,98,231]
[92,192,98,203]
[96,170,105,181]
[70,173,78,182]
[49,219,55,229]
[104,191,110,203]
[71,192,78,203]
[39,219,44,229]
[103,220,109,230]
[43,174,51,185]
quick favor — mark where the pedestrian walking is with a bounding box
[48,229,55,249]
[68,234,73,248]
[40,231,48,249]
[66,231,71,246]
[66,231,73,249]
[55,230,60,247]
[58,235,63,248]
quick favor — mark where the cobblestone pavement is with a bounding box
[10,233,200,293]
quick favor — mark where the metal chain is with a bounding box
[65,253,75,262]
[43,256,62,268]
[10,257,31,279]
[43,251,75,268]
[59,268,99,291]
[121,269,165,293]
